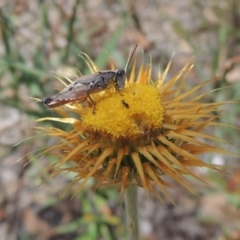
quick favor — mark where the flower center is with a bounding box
[82,84,164,140]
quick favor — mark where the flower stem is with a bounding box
[124,184,139,240]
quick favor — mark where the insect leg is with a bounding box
[113,76,124,96]
[115,86,124,96]
[87,92,96,114]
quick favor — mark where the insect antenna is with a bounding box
[124,44,138,72]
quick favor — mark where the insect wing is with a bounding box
[73,71,117,93]
[71,73,101,85]
[42,84,89,108]
[42,73,103,108]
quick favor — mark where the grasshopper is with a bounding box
[42,44,138,108]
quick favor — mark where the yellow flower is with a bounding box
[37,57,235,203]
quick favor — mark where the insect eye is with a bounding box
[117,69,125,76]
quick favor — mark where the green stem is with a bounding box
[124,184,139,240]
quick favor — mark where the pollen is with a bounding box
[82,84,164,139]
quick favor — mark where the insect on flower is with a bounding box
[121,99,129,108]
[41,45,138,108]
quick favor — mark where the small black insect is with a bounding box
[121,99,129,109]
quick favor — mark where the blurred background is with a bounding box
[0,0,240,239]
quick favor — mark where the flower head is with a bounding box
[38,55,235,203]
